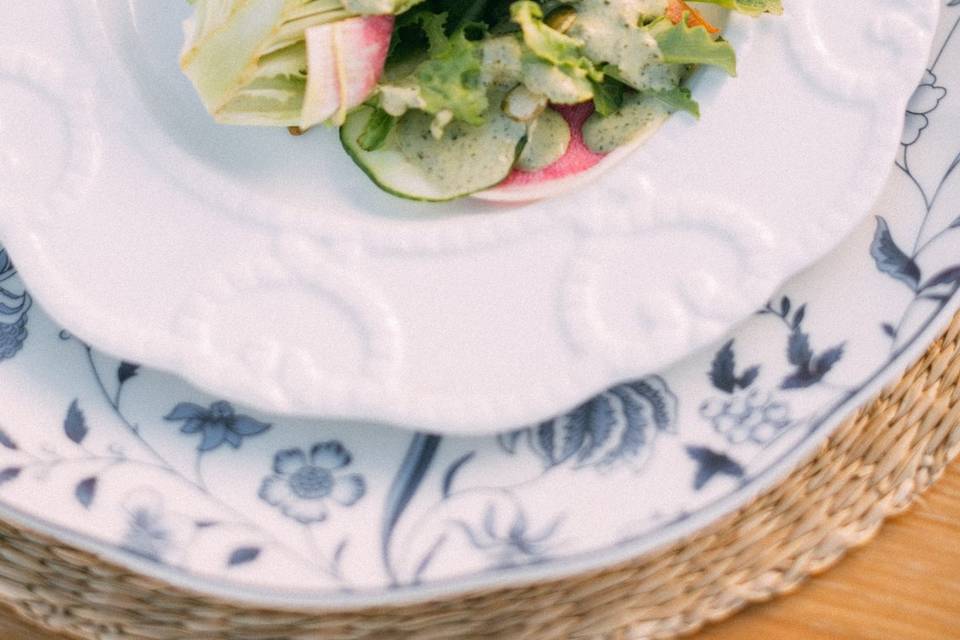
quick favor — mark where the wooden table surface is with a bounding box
[1,464,958,639]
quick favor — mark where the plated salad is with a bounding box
[181,0,781,201]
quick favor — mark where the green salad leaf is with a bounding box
[356,105,397,150]
[510,0,602,103]
[401,14,490,124]
[645,86,700,118]
[591,76,626,117]
[694,0,783,16]
[653,18,737,76]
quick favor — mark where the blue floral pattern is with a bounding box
[0,2,954,605]
[0,250,30,362]
[259,442,365,524]
[165,401,271,451]
[903,70,947,145]
[498,376,678,471]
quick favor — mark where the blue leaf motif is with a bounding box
[558,404,588,464]
[739,366,760,389]
[787,330,813,368]
[0,467,20,484]
[709,341,760,394]
[870,217,921,290]
[75,476,97,509]
[686,446,744,490]
[502,376,678,471]
[813,346,844,376]
[633,377,678,433]
[535,422,558,464]
[164,403,207,421]
[601,388,649,465]
[382,433,441,583]
[574,396,617,465]
[709,341,738,393]
[64,400,88,445]
[227,546,261,566]
[0,429,17,450]
[791,304,806,329]
[780,296,791,317]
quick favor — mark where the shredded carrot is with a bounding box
[666,0,720,34]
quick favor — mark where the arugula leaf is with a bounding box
[693,0,783,16]
[592,77,626,117]
[653,19,737,76]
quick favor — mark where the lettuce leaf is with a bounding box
[404,14,489,124]
[510,0,601,102]
[693,0,783,16]
[652,18,737,76]
[645,86,700,118]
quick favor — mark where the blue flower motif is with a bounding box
[164,401,271,452]
[902,70,947,146]
[259,441,365,524]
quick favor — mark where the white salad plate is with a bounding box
[0,2,955,608]
[0,0,941,433]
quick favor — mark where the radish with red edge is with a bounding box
[302,15,395,128]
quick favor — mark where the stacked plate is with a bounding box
[0,0,955,613]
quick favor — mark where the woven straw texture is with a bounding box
[1,312,960,639]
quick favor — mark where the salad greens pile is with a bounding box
[181,0,782,200]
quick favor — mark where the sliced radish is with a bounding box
[301,15,394,129]
[476,102,606,202]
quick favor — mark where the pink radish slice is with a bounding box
[475,102,607,202]
[301,15,394,128]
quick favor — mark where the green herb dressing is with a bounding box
[517,109,571,170]
[582,93,668,153]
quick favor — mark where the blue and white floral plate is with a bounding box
[0,3,955,610]
[0,1,939,433]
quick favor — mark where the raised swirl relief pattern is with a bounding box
[172,236,403,412]
[0,49,100,221]
[785,0,938,103]
[563,192,781,373]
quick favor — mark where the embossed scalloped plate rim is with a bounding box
[0,1,942,433]
[0,282,957,611]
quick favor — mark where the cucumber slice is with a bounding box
[340,106,525,201]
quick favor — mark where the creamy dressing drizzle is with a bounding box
[386,0,689,189]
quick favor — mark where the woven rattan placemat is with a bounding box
[0,312,958,639]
